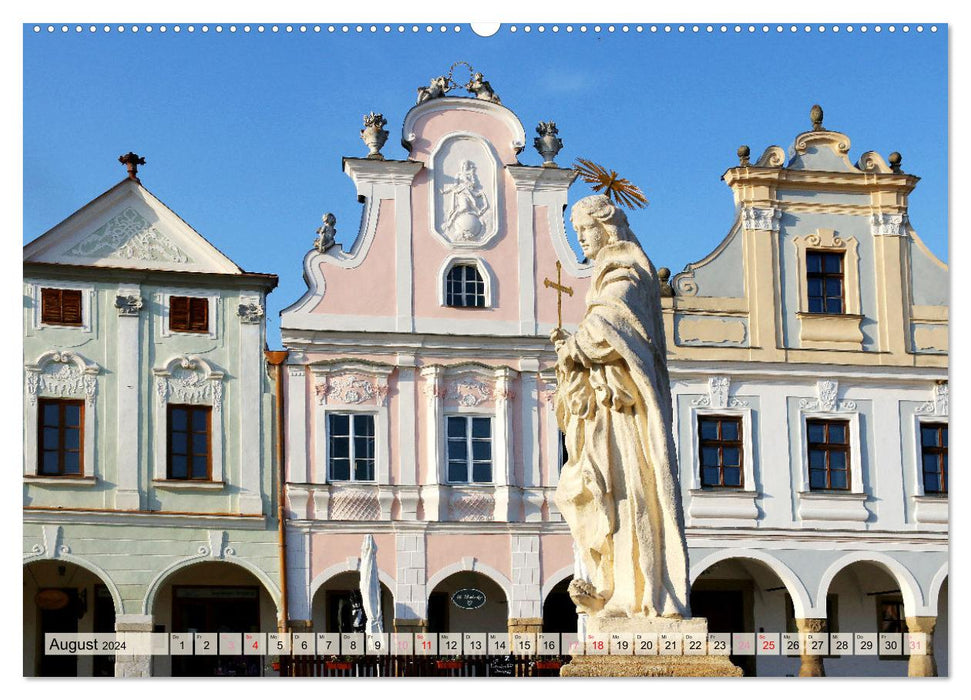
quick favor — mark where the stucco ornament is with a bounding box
[416,75,452,104]
[550,194,691,619]
[534,121,563,167]
[465,71,501,103]
[360,112,389,159]
[441,160,489,241]
[67,207,190,263]
[314,213,338,253]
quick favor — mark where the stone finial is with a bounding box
[888,151,903,173]
[360,112,389,160]
[810,104,824,131]
[737,145,751,166]
[534,121,563,167]
[314,213,337,253]
[658,267,674,297]
[118,152,146,181]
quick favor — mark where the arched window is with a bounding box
[445,264,486,308]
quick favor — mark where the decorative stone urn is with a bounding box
[360,112,389,159]
[534,121,563,167]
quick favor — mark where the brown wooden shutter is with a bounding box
[60,290,82,325]
[41,288,62,324]
[188,298,209,332]
[169,296,190,331]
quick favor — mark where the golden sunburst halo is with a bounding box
[573,157,649,210]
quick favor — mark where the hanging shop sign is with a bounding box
[451,588,486,610]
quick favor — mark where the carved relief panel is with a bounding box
[431,135,499,248]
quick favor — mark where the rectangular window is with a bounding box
[328,413,375,482]
[698,415,743,488]
[807,419,850,491]
[920,423,948,495]
[446,415,492,483]
[169,296,209,333]
[167,404,212,480]
[40,288,83,326]
[38,399,84,476]
[806,251,845,314]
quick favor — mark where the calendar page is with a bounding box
[19,1,951,687]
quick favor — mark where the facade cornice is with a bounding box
[23,261,278,290]
[722,166,920,193]
[282,518,947,548]
[23,507,269,530]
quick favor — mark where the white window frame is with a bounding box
[444,413,494,485]
[690,407,755,492]
[157,289,220,340]
[913,415,948,498]
[152,355,224,485]
[28,280,96,334]
[311,362,392,486]
[325,411,378,484]
[24,350,100,481]
[437,255,496,308]
[798,410,863,495]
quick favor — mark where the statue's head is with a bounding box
[571,195,635,260]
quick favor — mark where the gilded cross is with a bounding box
[543,260,574,329]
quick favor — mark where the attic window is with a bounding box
[41,288,83,326]
[169,296,209,333]
[445,264,486,308]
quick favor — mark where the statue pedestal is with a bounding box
[560,616,743,678]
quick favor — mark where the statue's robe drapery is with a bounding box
[553,240,691,617]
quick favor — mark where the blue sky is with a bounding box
[23,23,948,345]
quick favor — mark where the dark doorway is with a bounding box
[427,591,449,633]
[542,579,578,634]
[691,588,755,676]
[171,586,261,676]
[38,588,79,677]
[92,584,115,677]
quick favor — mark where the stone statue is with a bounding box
[550,194,691,620]
[441,160,488,240]
[416,75,452,104]
[465,72,501,103]
[314,213,337,253]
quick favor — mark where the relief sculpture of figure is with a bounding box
[441,160,488,240]
[551,194,691,619]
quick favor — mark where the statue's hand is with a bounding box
[549,327,571,345]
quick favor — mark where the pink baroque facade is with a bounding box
[280,95,588,633]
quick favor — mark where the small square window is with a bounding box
[169,296,209,333]
[41,288,83,326]
[697,416,744,488]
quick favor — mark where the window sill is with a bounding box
[690,487,755,497]
[798,490,865,500]
[687,488,758,522]
[912,495,948,525]
[24,475,97,486]
[796,312,864,350]
[795,312,865,320]
[152,479,225,491]
[797,490,868,524]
